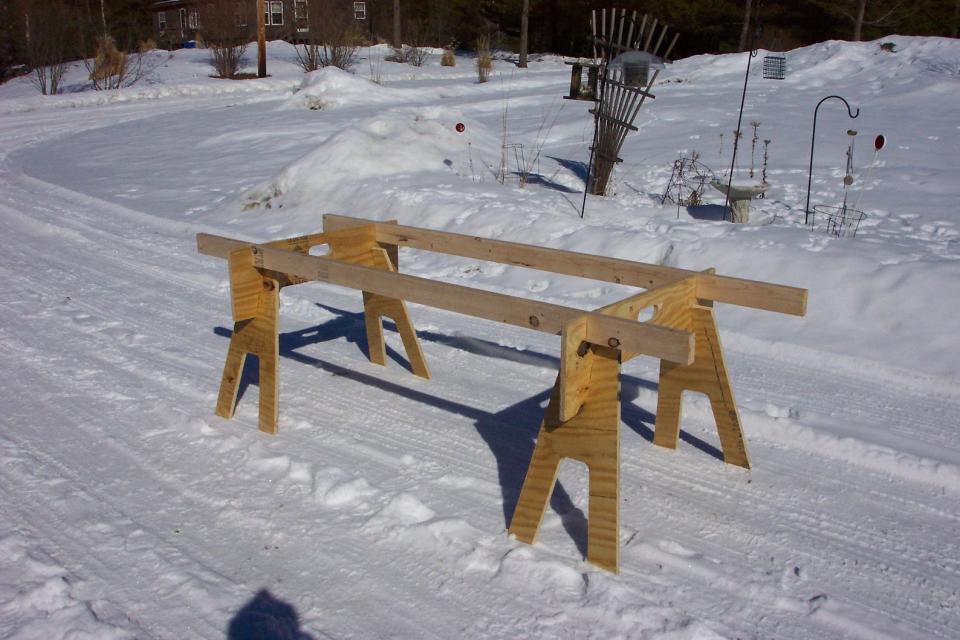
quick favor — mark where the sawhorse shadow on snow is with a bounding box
[212,303,722,559]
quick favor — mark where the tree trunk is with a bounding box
[737,0,753,52]
[393,0,401,48]
[853,0,867,41]
[99,0,108,36]
[257,0,266,77]
[519,0,529,67]
[952,0,959,38]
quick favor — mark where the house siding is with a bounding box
[149,0,372,49]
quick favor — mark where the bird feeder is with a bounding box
[610,50,665,88]
[565,59,601,101]
[763,54,786,80]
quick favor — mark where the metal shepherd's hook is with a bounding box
[804,95,860,225]
[723,28,760,221]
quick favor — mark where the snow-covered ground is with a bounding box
[1,38,958,639]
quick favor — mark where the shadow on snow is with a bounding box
[213,303,722,559]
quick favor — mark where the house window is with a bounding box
[265,1,283,25]
[179,8,187,31]
[294,0,309,32]
[188,8,200,29]
[354,1,366,21]
[158,11,166,32]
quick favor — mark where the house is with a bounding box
[149,0,372,49]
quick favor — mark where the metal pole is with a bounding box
[581,73,603,218]
[723,46,758,221]
[804,95,859,225]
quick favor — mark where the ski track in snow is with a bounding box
[1,40,959,639]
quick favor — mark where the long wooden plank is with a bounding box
[247,245,694,364]
[198,232,329,259]
[321,216,807,316]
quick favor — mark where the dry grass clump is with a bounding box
[89,36,126,83]
[139,38,157,54]
[476,36,492,83]
[441,48,456,67]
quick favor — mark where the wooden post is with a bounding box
[216,246,280,434]
[213,226,431,435]
[257,0,266,78]
[509,345,622,572]
[653,304,750,468]
[325,225,430,379]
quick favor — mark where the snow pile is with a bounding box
[283,66,401,111]
[243,105,494,210]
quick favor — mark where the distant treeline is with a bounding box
[2,0,958,80]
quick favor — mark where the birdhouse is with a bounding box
[565,59,601,101]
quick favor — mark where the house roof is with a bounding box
[150,0,192,9]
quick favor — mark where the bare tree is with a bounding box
[294,0,359,72]
[83,32,147,90]
[737,0,753,52]
[404,20,430,67]
[812,0,905,41]
[23,0,74,95]
[203,2,251,79]
[394,0,401,48]
[518,0,529,68]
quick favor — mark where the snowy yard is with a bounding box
[0,38,958,639]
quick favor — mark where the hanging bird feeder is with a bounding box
[611,50,665,88]
[762,53,786,80]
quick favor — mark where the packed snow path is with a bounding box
[1,40,958,639]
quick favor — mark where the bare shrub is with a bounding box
[294,0,359,72]
[518,101,564,187]
[385,45,409,63]
[408,46,428,67]
[79,29,151,91]
[405,21,430,67]
[210,41,246,79]
[476,35,492,83]
[202,2,250,79]
[367,49,384,84]
[24,0,75,95]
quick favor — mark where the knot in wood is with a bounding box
[262,280,276,291]
[528,315,540,328]
[607,337,621,349]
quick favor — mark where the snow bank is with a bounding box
[282,66,402,111]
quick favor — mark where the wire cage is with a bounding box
[763,54,786,80]
[814,204,866,238]
[662,156,716,208]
